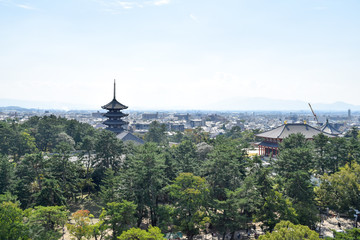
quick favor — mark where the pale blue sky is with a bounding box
[1,0,360,110]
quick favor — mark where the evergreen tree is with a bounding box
[259,221,320,240]
[101,201,137,239]
[172,140,200,175]
[0,155,14,194]
[204,137,248,201]
[123,143,168,226]
[315,161,360,212]
[27,206,68,240]
[118,226,165,240]
[168,173,210,240]
[0,201,29,240]
[145,121,168,145]
[275,133,318,227]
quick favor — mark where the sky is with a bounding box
[1,0,360,110]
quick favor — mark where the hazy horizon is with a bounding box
[1,97,359,113]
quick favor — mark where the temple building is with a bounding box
[256,123,336,157]
[102,81,144,145]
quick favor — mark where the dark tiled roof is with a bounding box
[256,123,336,139]
[103,112,128,118]
[258,141,279,148]
[104,127,125,133]
[321,121,341,135]
[116,131,144,145]
[103,119,127,125]
[102,98,128,110]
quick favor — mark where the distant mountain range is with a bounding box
[202,97,360,112]
[1,97,360,112]
[0,99,96,111]
[0,106,40,112]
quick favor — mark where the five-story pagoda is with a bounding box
[102,80,128,134]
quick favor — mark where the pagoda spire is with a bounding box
[113,79,116,99]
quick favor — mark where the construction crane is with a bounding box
[308,103,319,124]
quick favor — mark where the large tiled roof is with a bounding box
[321,120,341,135]
[104,127,125,133]
[256,123,336,139]
[258,141,279,148]
[103,112,128,118]
[102,98,128,110]
[116,131,144,145]
[103,119,127,125]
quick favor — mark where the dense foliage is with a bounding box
[1,117,360,239]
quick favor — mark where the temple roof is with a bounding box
[103,119,127,125]
[321,120,341,135]
[103,112,128,118]
[256,123,337,139]
[105,127,125,134]
[116,131,145,145]
[258,141,279,148]
[102,99,128,110]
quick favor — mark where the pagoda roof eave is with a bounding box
[103,120,127,125]
[102,98,128,110]
[103,112,128,117]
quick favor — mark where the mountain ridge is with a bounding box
[1,98,359,112]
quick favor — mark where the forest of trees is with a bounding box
[1,115,360,239]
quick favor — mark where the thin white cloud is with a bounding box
[117,2,139,9]
[0,1,35,9]
[94,0,143,10]
[94,0,169,11]
[190,14,199,23]
[152,0,170,6]
[16,4,36,10]
[312,6,328,11]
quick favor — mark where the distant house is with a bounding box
[256,123,337,157]
[174,114,190,121]
[169,123,185,132]
[142,113,158,120]
[190,119,205,128]
[133,122,151,131]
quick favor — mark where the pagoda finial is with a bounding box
[113,79,116,99]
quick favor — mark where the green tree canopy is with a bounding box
[123,143,168,226]
[118,226,165,240]
[332,228,360,239]
[145,121,168,145]
[101,201,137,240]
[26,206,68,240]
[168,173,210,240]
[66,209,94,240]
[315,161,360,212]
[259,221,320,240]
[0,201,29,240]
[204,137,248,201]
[275,133,318,227]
